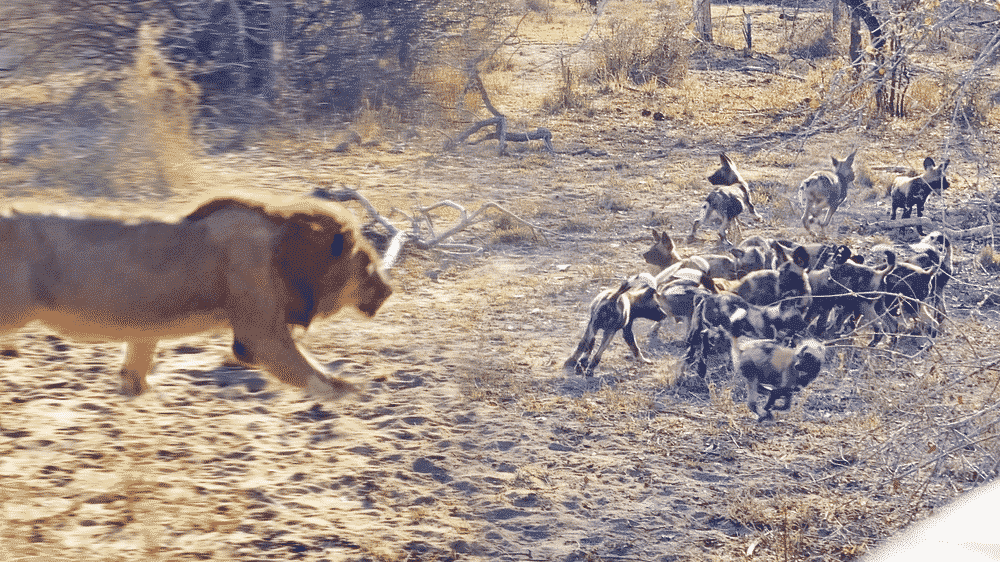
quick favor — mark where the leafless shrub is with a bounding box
[525,0,550,14]
[541,55,590,115]
[977,246,1000,272]
[786,26,838,60]
[589,5,688,88]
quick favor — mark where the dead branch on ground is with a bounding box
[313,187,550,264]
[444,66,554,155]
[861,217,994,240]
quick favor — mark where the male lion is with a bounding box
[0,197,393,397]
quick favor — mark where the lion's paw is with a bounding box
[306,374,359,400]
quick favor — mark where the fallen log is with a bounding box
[861,217,994,240]
[444,66,554,155]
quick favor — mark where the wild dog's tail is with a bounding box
[607,272,656,301]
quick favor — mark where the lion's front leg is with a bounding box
[231,327,357,399]
[120,340,157,396]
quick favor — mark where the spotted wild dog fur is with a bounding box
[688,153,762,246]
[804,246,896,343]
[683,292,811,379]
[798,151,857,235]
[564,273,665,376]
[643,230,767,280]
[890,157,950,236]
[734,338,826,421]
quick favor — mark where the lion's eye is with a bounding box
[331,233,345,257]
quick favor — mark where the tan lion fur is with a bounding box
[0,197,393,397]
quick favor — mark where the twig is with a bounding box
[312,187,549,264]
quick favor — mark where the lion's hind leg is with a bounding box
[120,340,157,396]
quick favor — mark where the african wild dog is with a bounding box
[730,244,813,308]
[804,246,896,342]
[877,247,944,341]
[683,292,811,379]
[798,151,857,235]
[908,230,953,332]
[643,230,767,280]
[564,273,665,376]
[734,339,826,422]
[890,157,950,236]
[650,277,715,336]
[688,153,763,246]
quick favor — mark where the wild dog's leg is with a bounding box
[565,322,598,373]
[231,323,357,398]
[621,320,651,364]
[717,216,732,247]
[688,202,712,243]
[746,379,772,421]
[914,199,926,235]
[120,340,157,396]
[820,202,840,231]
[767,389,794,412]
[866,299,891,347]
[586,329,618,376]
[801,200,814,233]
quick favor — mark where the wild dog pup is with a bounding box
[683,292,810,379]
[798,151,857,235]
[890,157,950,236]
[878,251,942,341]
[731,245,812,307]
[688,153,763,246]
[643,230,767,280]
[565,273,666,376]
[805,246,897,343]
[735,338,826,421]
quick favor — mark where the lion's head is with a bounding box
[274,207,393,326]
[187,198,393,328]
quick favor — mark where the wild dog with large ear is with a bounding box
[890,157,950,236]
[737,235,778,269]
[564,273,666,376]
[642,230,687,273]
[735,338,825,422]
[688,153,763,247]
[798,151,857,235]
[733,245,812,307]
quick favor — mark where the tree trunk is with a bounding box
[266,0,287,104]
[849,12,862,68]
[694,0,712,43]
[840,0,884,50]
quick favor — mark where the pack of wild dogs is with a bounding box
[566,152,954,421]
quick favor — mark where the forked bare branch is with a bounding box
[312,187,549,264]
